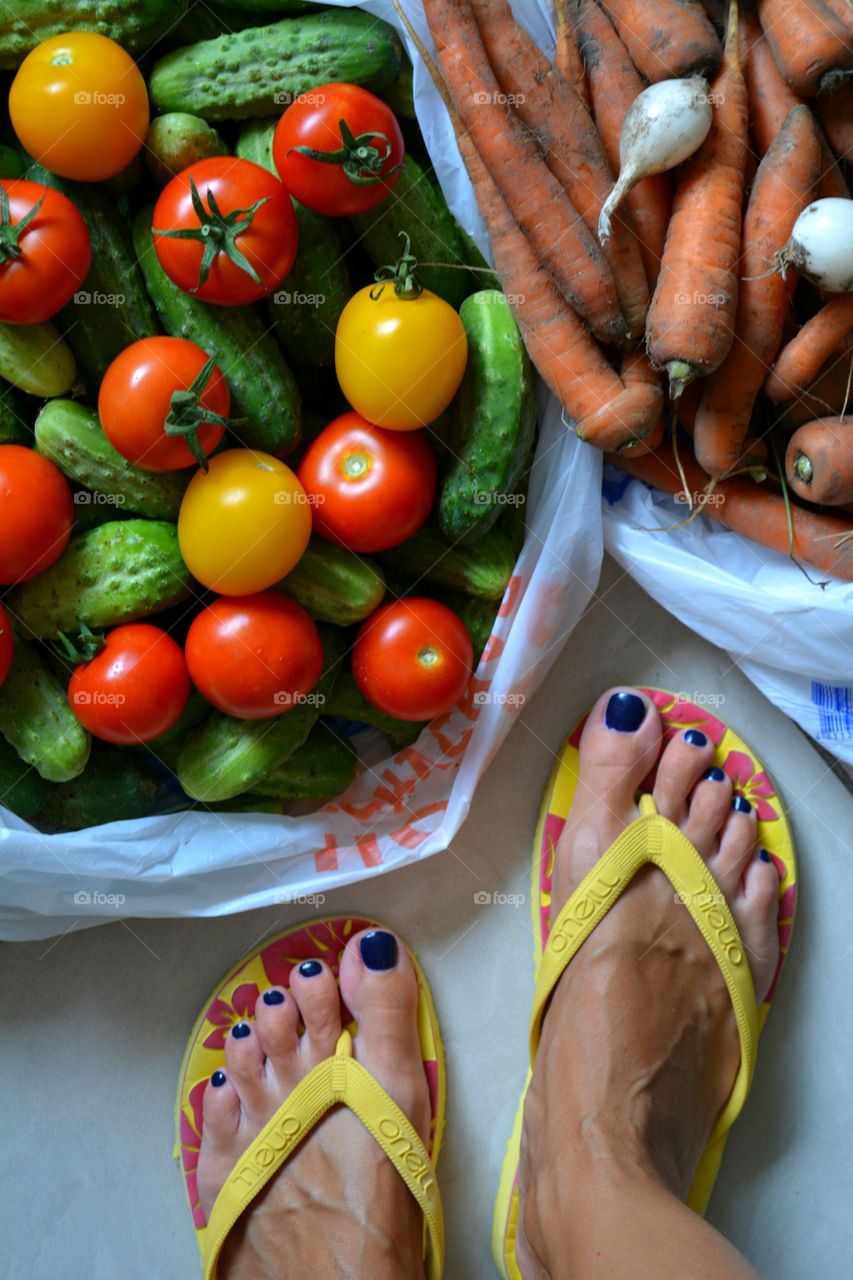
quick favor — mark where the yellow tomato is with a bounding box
[9,33,149,181]
[335,284,468,430]
[177,450,312,595]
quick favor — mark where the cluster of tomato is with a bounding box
[0,32,477,747]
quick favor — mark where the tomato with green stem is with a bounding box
[99,336,234,472]
[9,33,148,182]
[273,82,404,217]
[0,181,90,324]
[0,603,13,687]
[68,623,190,745]
[0,445,73,584]
[152,157,298,305]
[353,597,473,721]
[185,591,323,719]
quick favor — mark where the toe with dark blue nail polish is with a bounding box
[684,729,708,747]
[759,848,771,863]
[298,960,322,978]
[262,989,285,1006]
[360,930,398,971]
[231,1022,251,1039]
[703,767,726,782]
[605,691,647,733]
[211,1070,226,1087]
[732,795,752,814]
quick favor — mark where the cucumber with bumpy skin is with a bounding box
[145,114,228,187]
[378,524,516,602]
[276,538,385,626]
[9,521,195,639]
[253,723,359,800]
[36,748,168,831]
[133,208,301,456]
[149,10,403,121]
[0,0,179,68]
[0,320,75,397]
[0,639,91,782]
[325,671,425,748]
[35,400,187,521]
[0,378,30,444]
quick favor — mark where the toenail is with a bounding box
[732,795,752,814]
[604,691,646,732]
[262,990,285,1006]
[703,766,726,782]
[684,729,708,747]
[759,848,771,862]
[210,1070,227,1087]
[298,960,323,978]
[231,1022,251,1039]
[360,930,399,971]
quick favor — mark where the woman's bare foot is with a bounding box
[517,688,780,1279]
[195,928,431,1280]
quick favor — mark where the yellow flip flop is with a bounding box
[493,689,797,1278]
[175,915,447,1280]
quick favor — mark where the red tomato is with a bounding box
[0,445,73,584]
[185,591,323,719]
[273,83,404,217]
[297,412,436,552]
[0,181,91,324]
[68,624,190,745]
[152,157,298,305]
[0,603,13,687]
[99,336,229,471]
[353,597,473,721]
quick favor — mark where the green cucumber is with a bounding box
[145,114,228,188]
[177,628,344,801]
[36,748,169,831]
[35,400,187,521]
[0,737,51,820]
[253,723,359,800]
[150,10,403,121]
[325,671,424,748]
[382,59,416,119]
[438,290,537,543]
[350,154,475,310]
[134,209,301,456]
[0,145,24,180]
[163,3,273,50]
[0,0,179,68]
[215,0,312,10]
[378,524,516,601]
[0,320,75,397]
[0,379,31,444]
[432,590,499,666]
[236,119,352,368]
[0,639,91,782]
[9,521,195,639]
[276,537,385,626]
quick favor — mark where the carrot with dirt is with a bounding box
[741,5,802,153]
[468,0,649,340]
[646,3,749,397]
[757,0,853,96]
[786,416,853,505]
[422,0,627,346]
[776,349,853,425]
[599,0,722,81]
[570,0,671,290]
[766,295,853,401]
[607,439,853,580]
[694,105,823,478]
[552,0,588,103]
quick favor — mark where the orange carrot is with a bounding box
[823,0,853,32]
[599,0,722,81]
[646,4,748,396]
[766,295,853,401]
[468,0,649,340]
[553,0,588,103]
[570,0,672,290]
[422,0,627,345]
[694,105,822,478]
[741,6,802,153]
[776,345,853,426]
[786,416,853,505]
[607,439,853,579]
[817,83,853,161]
[758,0,853,96]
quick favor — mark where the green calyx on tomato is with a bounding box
[0,183,44,264]
[291,116,402,188]
[164,354,243,470]
[370,230,422,300]
[49,621,105,665]
[153,176,270,292]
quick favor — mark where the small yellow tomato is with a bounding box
[9,33,149,181]
[177,450,312,595]
[335,283,468,430]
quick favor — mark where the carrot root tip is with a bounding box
[665,361,696,400]
[792,451,813,484]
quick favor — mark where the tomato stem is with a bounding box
[152,177,270,293]
[371,231,422,299]
[0,184,45,264]
[163,354,244,471]
[289,117,401,188]
[50,621,105,665]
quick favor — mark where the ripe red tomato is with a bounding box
[0,181,91,324]
[353,597,473,722]
[68,624,190,745]
[185,591,323,719]
[0,445,73,584]
[297,412,436,552]
[0,603,13,687]
[99,336,229,471]
[273,83,404,217]
[152,157,298,305]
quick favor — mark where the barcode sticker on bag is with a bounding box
[811,683,853,742]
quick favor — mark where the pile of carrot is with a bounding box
[397,0,853,583]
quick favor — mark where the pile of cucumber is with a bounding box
[0,3,538,832]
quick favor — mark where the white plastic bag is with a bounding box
[0,0,603,941]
